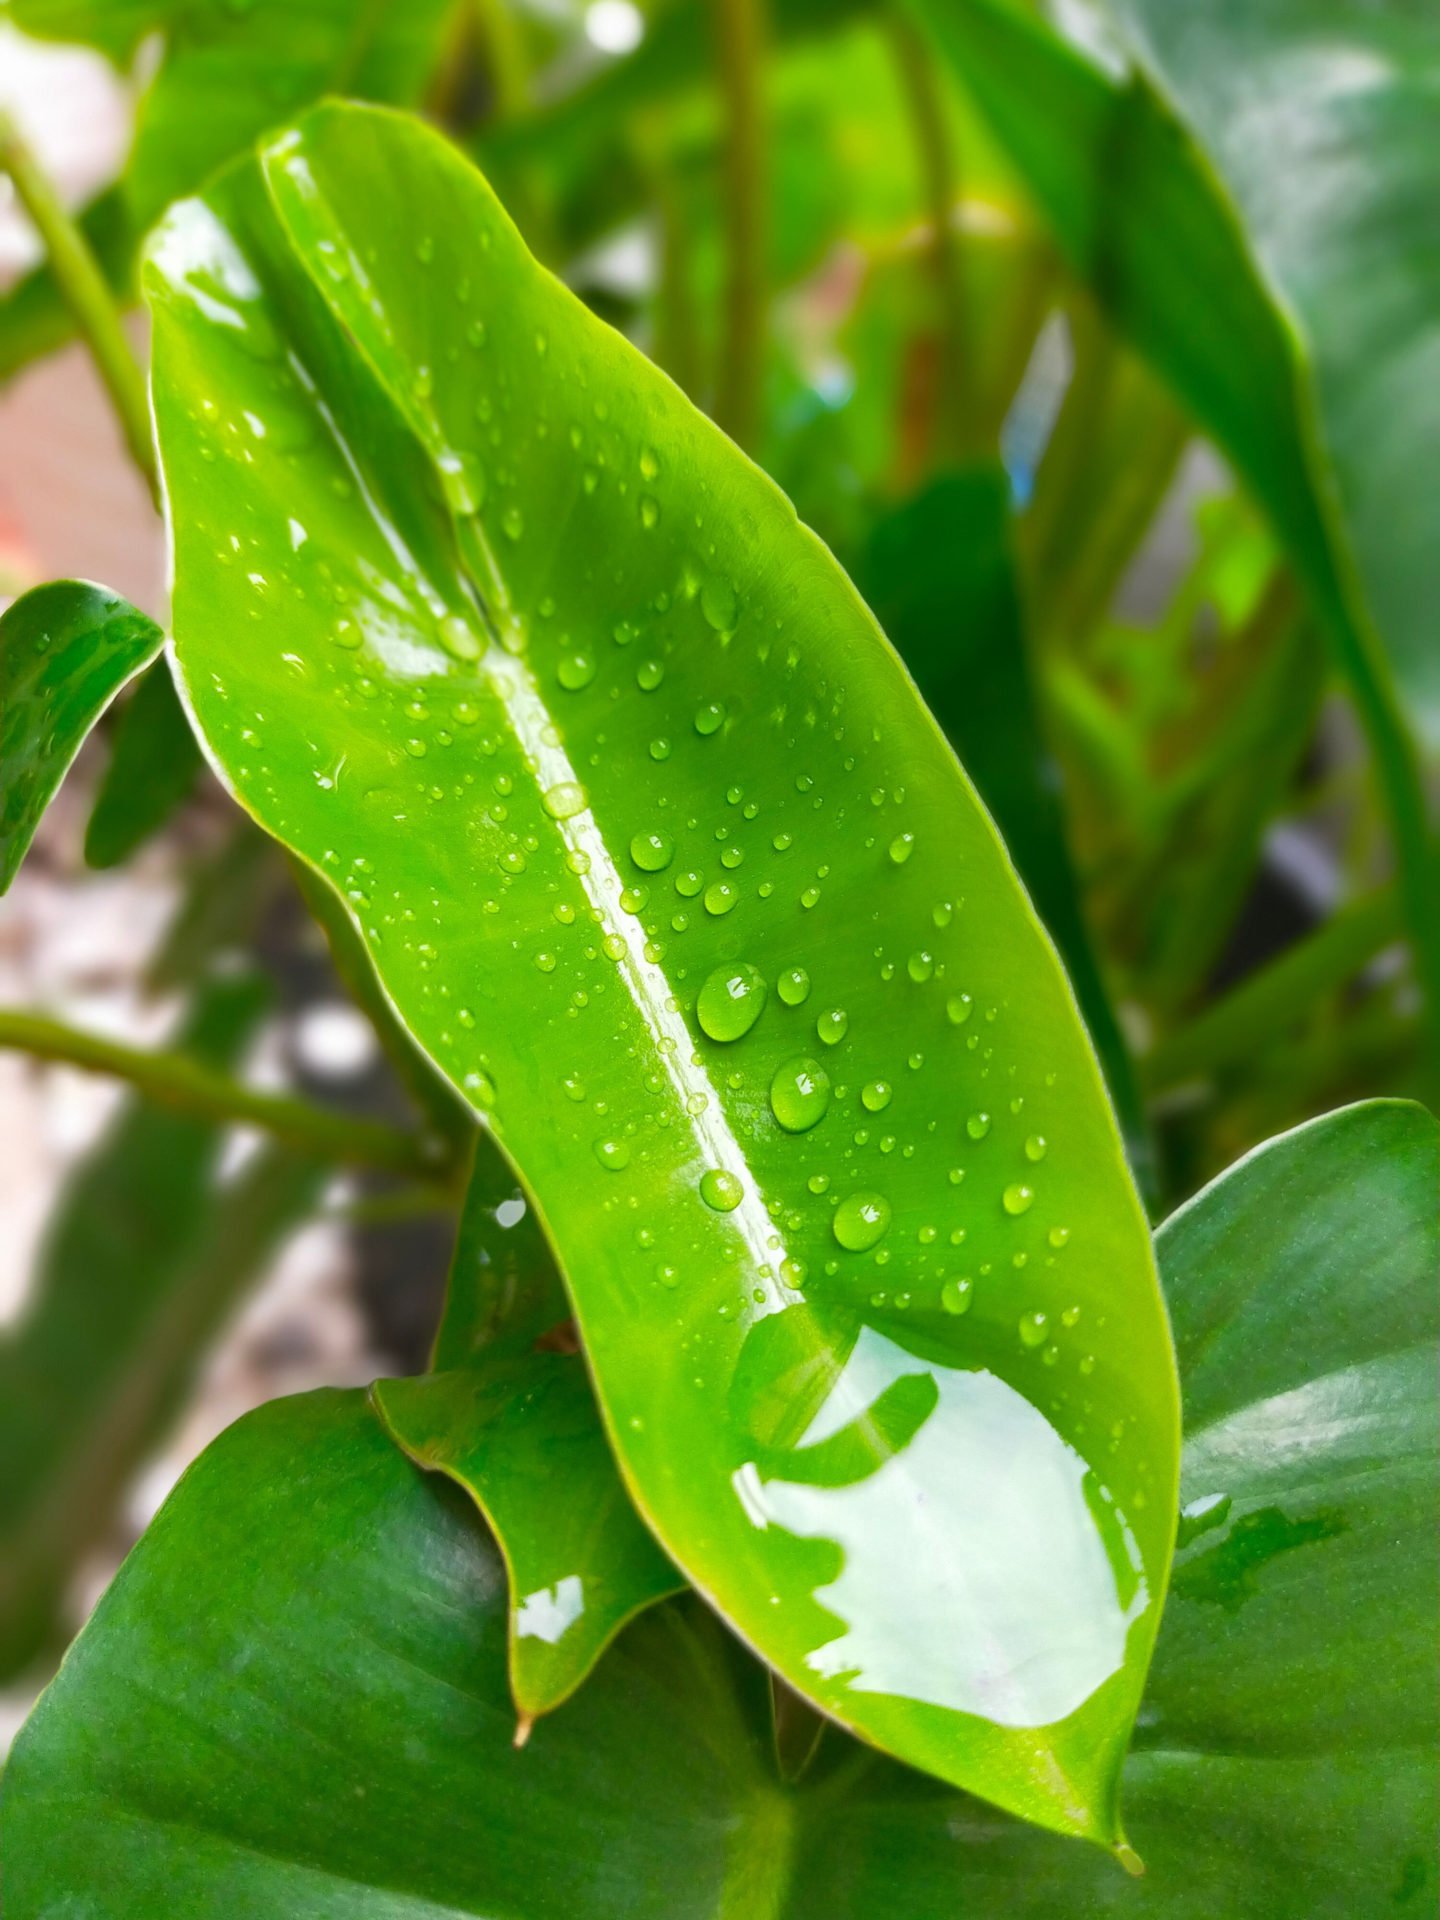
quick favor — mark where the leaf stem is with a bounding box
[711,0,768,451]
[888,8,971,462]
[0,1007,448,1179]
[0,111,158,510]
[1142,884,1404,1092]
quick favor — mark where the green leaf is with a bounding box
[0,0,449,381]
[142,101,1178,1841]
[860,466,1154,1201]
[0,972,321,1676]
[84,662,205,869]
[907,0,1440,1013]
[0,579,162,892]
[372,1135,682,1723]
[5,1096,1434,1914]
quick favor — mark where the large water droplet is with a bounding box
[630,828,675,872]
[542,781,588,820]
[697,962,766,1042]
[941,1277,973,1315]
[966,1111,992,1140]
[594,1136,631,1172]
[1025,1134,1048,1162]
[833,1191,891,1252]
[769,1056,831,1133]
[1018,1309,1049,1349]
[694,701,724,737]
[557,650,597,691]
[861,1080,893,1113]
[816,1006,848,1046]
[1003,1183,1034,1215]
[700,1168,743,1212]
[888,832,915,865]
[777,965,811,1007]
[704,879,738,916]
[947,993,973,1026]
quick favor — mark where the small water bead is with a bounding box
[800,885,821,910]
[1048,1225,1071,1249]
[888,832,915,866]
[499,848,527,874]
[594,1137,631,1172]
[502,506,525,541]
[816,1007,849,1046]
[1025,1134,1048,1162]
[694,701,725,736]
[639,446,660,481]
[631,829,675,872]
[542,781,588,820]
[861,1080,893,1113]
[704,879,738,916]
[675,869,703,898]
[966,1111,992,1140]
[697,963,767,1042]
[700,1168,744,1213]
[439,614,482,662]
[636,658,665,691]
[639,496,660,530]
[619,886,648,914]
[720,846,744,870]
[1003,1183,1035,1216]
[557,650,597,691]
[534,950,557,973]
[1018,1310,1049,1349]
[933,901,954,928]
[701,576,739,631]
[776,966,811,1007]
[770,1057,831,1133]
[807,1172,830,1194]
[907,950,935,984]
[832,1191,892,1252]
[947,994,973,1026]
[941,1277,973,1316]
[772,831,793,852]
[566,848,592,876]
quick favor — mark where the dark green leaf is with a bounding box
[143,101,1177,1839]
[907,0,1440,1010]
[84,661,205,869]
[6,1097,1434,1914]
[0,972,320,1676]
[0,579,162,892]
[372,1136,681,1721]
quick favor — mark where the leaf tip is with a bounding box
[512,1712,535,1750]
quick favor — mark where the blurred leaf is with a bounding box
[372,1135,682,1723]
[860,465,1154,1198]
[144,102,1177,1840]
[83,661,205,869]
[908,0,1440,1011]
[0,0,450,380]
[5,1098,1434,1909]
[0,579,162,892]
[0,972,320,1677]
[145,820,289,995]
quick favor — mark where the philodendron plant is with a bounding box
[0,81,1435,1920]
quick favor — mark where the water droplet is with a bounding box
[566,848,591,876]
[1048,1225,1071,1249]
[704,879,738,916]
[502,506,524,541]
[439,613,482,661]
[697,963,766,1042]
[700,577,738,631]
[594,1137,631,1172]
[1025,1134,1048,1162]
[907,950,934,983]
[1003,1183,1034,1215]
[832,1191,892,1252]
[694,701,724,736]
[807,1172,830,1194]
[636,658,664,691]
[770,1056,831,1133]
[1019,1310,1049,1349]
[675,869,703,898]
[776,966,811,1007]
[500,848,527,874]
[542,781,588,820]
[861,1080,892,1113]
[941,1277,973,1316]
[535,950,557,973]
[639,495,660,529]
[649,737,672,761]
[639,446,660,481]
[888,832,915,865]
[631,829,675,872]
[816,1006,848,1046]
[966,1111,992,1140]
[557,650,597,691]
[947,994,973,1026]
[800,885,821,910]
[700,1168,743,1212]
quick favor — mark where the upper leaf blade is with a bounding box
[143,101,1177,1840]
[0,580,163,892]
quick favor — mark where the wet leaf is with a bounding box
[372,1135,681,1722]
[0,579,162,892]
[6,1098,1435,1920]
[142,102,1177,1840]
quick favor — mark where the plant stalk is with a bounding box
[0,1007,448,1179]
[0,111,159,509]
[711,0,768,451]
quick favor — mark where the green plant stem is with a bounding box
[711,0,768,451]
[0,1007,447,1179]
[1142,884,1405,1092]
[888,7,971,462]
[651,145,702,400]
[0,112,158,509]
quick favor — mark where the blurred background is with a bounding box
[0,0,1432,1754]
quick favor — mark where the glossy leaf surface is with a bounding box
[907,0,1440,997]
[373,1136,681,1721]
[0,973,319,1676]
[7,1097,1435,1915]
[144,102,1176,1839]
[0,579,162,892]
